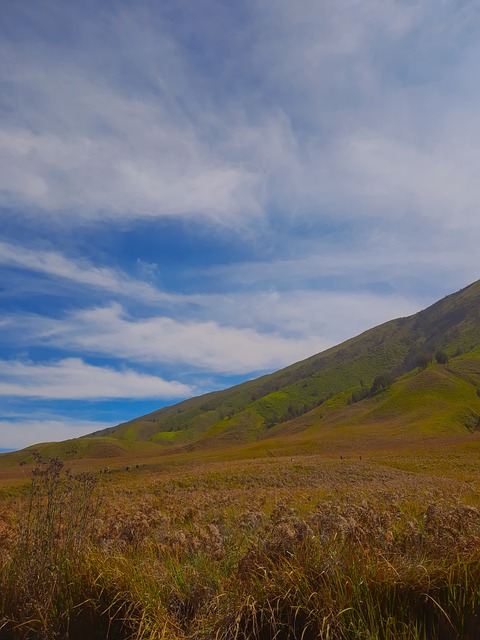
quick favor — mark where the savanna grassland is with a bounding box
[2,436,480,640]
[3,281,480,638]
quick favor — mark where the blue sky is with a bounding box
[1,0,480,449]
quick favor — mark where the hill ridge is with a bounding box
[3,278,480,465]
[88,279,480,449]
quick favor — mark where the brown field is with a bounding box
[2,434,480,639]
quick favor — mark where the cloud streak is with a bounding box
[0,358,193,399]
[10,305,326,375]
[1,288,424,378]
[0,240,180,303]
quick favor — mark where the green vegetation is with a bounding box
[1,437,158,469]
[75,278,480,457]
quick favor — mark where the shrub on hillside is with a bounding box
[435,350,449,364]
[416,351,432,369]
[370,372,394,394]
[348,386,370,404]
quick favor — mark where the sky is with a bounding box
[1,0,480,450]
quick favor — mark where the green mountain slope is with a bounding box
[3,279,480,465]
[88,279,480,451]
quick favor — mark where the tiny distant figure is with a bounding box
[125,465,131,472]
[340,455,343,460]
[291,457,294,463]
[135,464,139,469]
[359,455,362,460]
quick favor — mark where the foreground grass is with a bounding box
[2,454,480,639]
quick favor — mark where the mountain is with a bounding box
[4,279,480,465]
[89,279,480,450]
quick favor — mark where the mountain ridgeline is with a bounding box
[84,279,480,453]
[4,279,480,466]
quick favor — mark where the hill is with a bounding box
[90,279,480,447]
[3,279,480,466]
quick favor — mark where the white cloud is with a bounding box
[3,237,477,331]
[241,0,480,237]
[201,240,480,304]
[326,131,480,226]
[204,289,423,341]
[0,358,193,399]
[0,18,264,227]
[5,304,328,375]
[1,0,480,246]
[0,124,262,225]
[0,418,111,451]
[1,286,427,378]
[0,240,180,303]
[2,237,477,379]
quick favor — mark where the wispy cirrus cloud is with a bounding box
[2,0,478,240]
[0,2,265,228]
[0,357,193,399]
[5,305,326,375]
[240,0,480,233]
[1,288,424,378]
[0,240,431,371]
[0,240,179,303]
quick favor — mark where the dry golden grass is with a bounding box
[2,440,480,639]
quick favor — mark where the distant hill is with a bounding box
[89,279,480,449]
[3,279,480,466]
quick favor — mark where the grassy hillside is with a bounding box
[87,279,480,451]
[2,279,480,467]
[1,437,158,468]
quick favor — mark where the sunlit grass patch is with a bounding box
[2,449,480,638]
